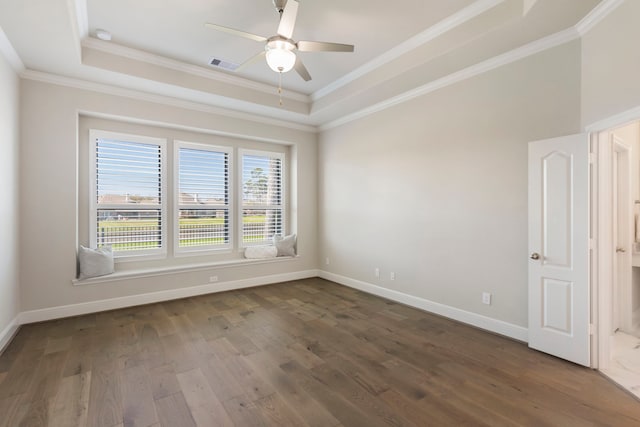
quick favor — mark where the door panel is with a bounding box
[529,133,590,366]
[542,151,572,268]
[542,278,573,334]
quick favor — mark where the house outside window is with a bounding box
[89,130,167,259]
[175,141,231,254]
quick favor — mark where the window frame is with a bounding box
[238,149,286,248]
[89,129,168,261]
[173,140,233,256]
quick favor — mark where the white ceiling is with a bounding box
[0,0,604,127]
[86,0,476,94]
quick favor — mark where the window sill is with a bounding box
[72,255,298,286]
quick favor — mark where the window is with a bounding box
[86,127,288,262]
[90,130,166,258]
[175,142,231,253]
[240,150,284,245]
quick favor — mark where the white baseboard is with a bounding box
[319,270,528,342]
[0,316,20,354]
[19,269,319,325]
[12,269,527,348]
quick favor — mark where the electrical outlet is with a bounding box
[482,292,491,305]
[325,257,330,266]
[209,276,218,283]
[375,268,380,278]
[390,272,396,280]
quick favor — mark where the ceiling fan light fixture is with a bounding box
[265,39,296,73]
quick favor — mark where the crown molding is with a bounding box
[82,38,310,103]
[0,25,25,73]
[20,69,317,134]
[320,27,580,131]
[310,0,506,102]
[71,0,88,38]
[65,0,85,62]
[319,0,619,132]
[585,104,640,133]
[575,0,624,36]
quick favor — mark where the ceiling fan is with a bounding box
[204,0,354,82]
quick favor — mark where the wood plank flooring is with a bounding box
[1,278,639,426]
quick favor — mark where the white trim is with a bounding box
[319,270,529,342]
[71,0,89,39]
[174,140,233,254]
[0,25,25,73]
[9,0,619,135]
[21,70,318,134]
[320,27,579,131]
[575,0,624,36]
[82,38,310,103]
[586,105,640,133]
[65,0,84,61]
[79,111,307,147]
[72,255,300,285]
[238,149,286,247]
[11,269,530,347]
[590,132,600,369]
[89,129,168,259]
[318,0,624,111]
[311,0,505,101]
[0,316,20,354]
[21,269,318,324]
[596,129,614,371]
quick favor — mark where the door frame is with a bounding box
[588,106,640,370]
[612,136,632,334]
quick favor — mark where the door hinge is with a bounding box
[589,153,596,164]
[589,238,595,250]
[589,324,595,335]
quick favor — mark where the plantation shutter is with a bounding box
[241,151,284,244]
[93,135,165,254]
[177,144,230,250]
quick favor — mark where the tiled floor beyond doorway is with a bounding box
[602,330,640,399]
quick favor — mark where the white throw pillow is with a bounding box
[244,245,278,259]
[78,245,114,279]
[273,234,296,257]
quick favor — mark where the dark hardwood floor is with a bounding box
[0,278,639,426]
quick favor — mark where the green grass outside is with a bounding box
[98,216,271,250]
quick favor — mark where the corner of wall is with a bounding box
[318,270,528,342]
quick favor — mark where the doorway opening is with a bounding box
[595,120,640,398]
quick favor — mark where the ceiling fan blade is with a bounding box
[277,0,299,39]
[297,40,354,52]
[204,22,267,42]
[235,51,266,72]
[294,56,311,81]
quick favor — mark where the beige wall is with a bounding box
[581,0,640,128]
[0,49,20,336]
[13,1,640,331]
[19,79,318,312]
[318,42,582,328]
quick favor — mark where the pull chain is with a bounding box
[278,69,283,106]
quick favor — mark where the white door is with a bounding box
[528,133,590,366]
